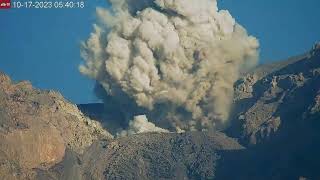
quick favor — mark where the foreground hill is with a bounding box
[0,73,112,179]
[0,43,319,179]
[28,132,244,179]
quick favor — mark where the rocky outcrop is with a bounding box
[231,43,320,145]
[221,43,320,180]
[0,72,112,179]
[309,90,320,115]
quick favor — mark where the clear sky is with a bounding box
[0,0,319,104]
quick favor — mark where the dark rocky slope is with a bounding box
[37,132,243,180]
[230,43,320,145]
[224,43,320,179]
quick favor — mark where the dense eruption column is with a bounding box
[80,0,259,133]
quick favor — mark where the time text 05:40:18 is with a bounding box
[12,1,85,9]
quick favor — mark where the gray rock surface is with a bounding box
[230,43,320,145]
[223,43,320,179]
[39,131,243,180]
[82,132,242,180]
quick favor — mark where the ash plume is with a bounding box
[117,115,169,137]
[80,0,259,132]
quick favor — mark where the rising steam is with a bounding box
[80,0,259,132]
[117,115,169,137]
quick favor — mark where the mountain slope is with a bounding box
[223,43,320,179]
[0,73,112,179]
[0,43,319,179]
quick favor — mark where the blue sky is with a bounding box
[0,0,319,104]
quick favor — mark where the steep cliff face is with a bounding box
[0,73,112,179]
[231,43,320,145]
[223,43,320,179]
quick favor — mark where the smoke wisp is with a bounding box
[117,115,169,137]
[80,0,259,132]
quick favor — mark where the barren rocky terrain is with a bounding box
[0,73,112,179]
[224,43,320,179]
[0,43,319,179]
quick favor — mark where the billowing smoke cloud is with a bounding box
[117,115,169,137]
[80,0,259,132]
